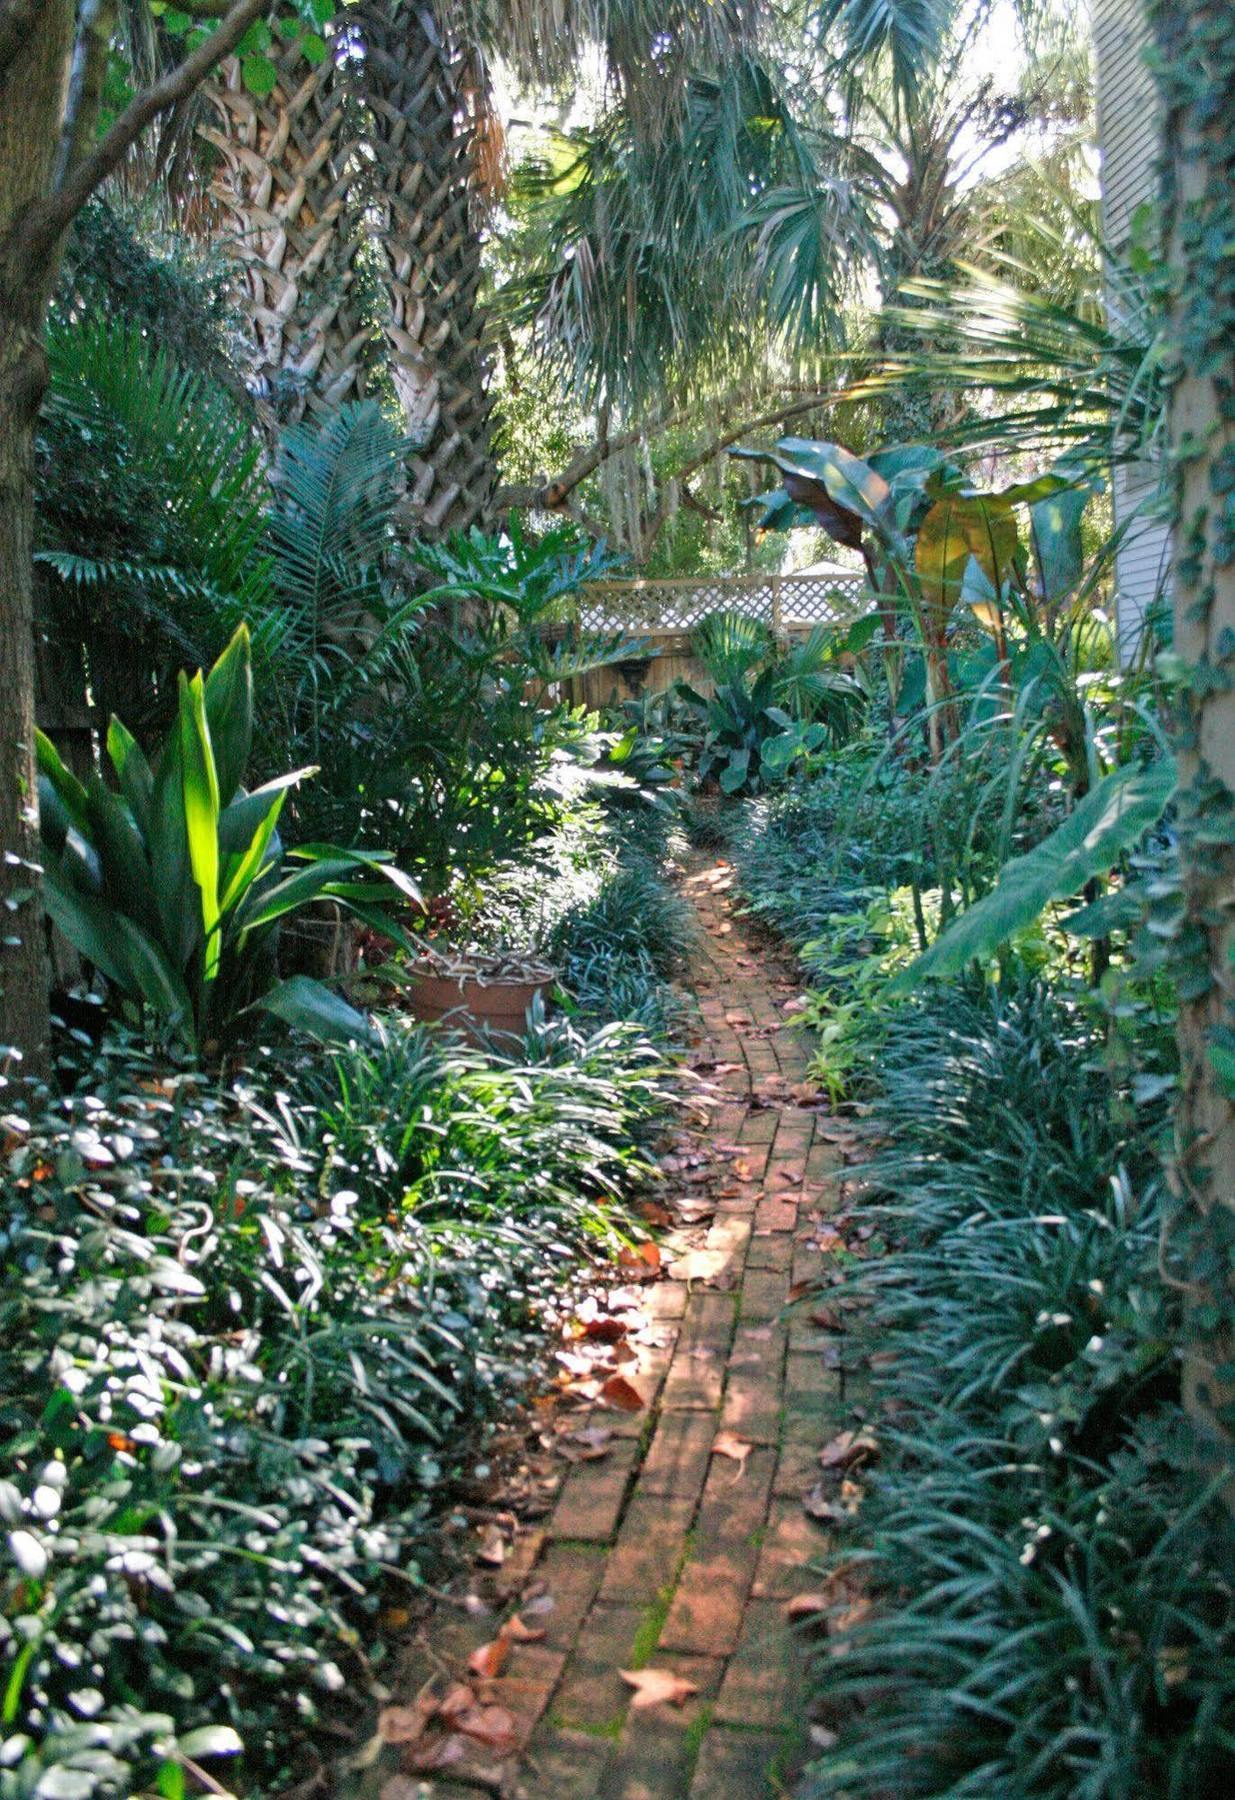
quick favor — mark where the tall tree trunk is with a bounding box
[205,1,496,536]
[1151,0,1235,1443]
[0,4,76,1084]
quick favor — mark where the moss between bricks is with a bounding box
[629,1529,696,1668]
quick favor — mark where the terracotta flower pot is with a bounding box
[404,957,556,1042]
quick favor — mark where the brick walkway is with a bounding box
[361,858,848,1800]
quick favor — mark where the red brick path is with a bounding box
[364,859,848,1799]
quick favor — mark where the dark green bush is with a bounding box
[0,1003,675,1798]
[798,983,1235,1800]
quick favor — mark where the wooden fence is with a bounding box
[559,568,867,709]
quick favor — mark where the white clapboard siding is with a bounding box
[1092,0,1171,660]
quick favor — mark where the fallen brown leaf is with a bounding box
[711,1431,754,1478]
[559,1425,613,1462]
[619,1668,701,1709]
[401,1733,467,1775]
[467,1634,511,1680]
[600,1373,646,1412]
[501,1615,545,1644]
[581,1315,629,1343]
[785,1592,832,1621]
[476,1524,507,1567]
[451,1702,519,1753]
[818,1429,879,1471]
[437,1684,475,1722]
[377,1703,432,1745]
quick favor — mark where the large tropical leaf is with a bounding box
[887,758,1177,991]
[252,976,377,1046]
[178,672,223,981]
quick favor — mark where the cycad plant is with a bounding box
[37,627,417,1054]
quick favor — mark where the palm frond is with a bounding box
[815,0,959,108]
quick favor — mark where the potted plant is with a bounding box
[346,523,646,1037]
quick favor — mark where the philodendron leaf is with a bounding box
[887,757,1177,993]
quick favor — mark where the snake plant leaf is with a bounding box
[887,757,1177,993]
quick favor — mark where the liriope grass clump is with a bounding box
[800,984,1235,1800]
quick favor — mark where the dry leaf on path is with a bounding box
[668,1247,737,1286]
[377,1703,432,1745]
[467,1634,511,1680]
[673,1197,716,1225]
[785,1593,832,1621]
[818,1429,879,1471]
[451,1702,519,1753]
[617,1241,661,1280]
[600,1373,646,1412]
[500,1615,545,1644]
[711,1431,754,1478]
[401,1733,467,1775]
[559,1425,613,1462]
[438,1684,475,1722]
[580,1314,629,1343]
[476,1524,507,1566]
[619,1668,701,1709]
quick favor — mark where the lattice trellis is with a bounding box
[575,571,867,633]
[202,3,495,537]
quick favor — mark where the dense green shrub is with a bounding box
[0,1003,674,1798]
[796,983,1235,1800]
[459,794,694,1039]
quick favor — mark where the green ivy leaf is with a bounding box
[301,30,328,64]
[242,52,278,95]
[308,0,334,22]
[163,6,191,31]
[237,19,273,55]
[1209,1044,1235,1098]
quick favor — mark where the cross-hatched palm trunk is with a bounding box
[204,1,495,536]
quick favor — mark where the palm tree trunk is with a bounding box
[204,1,496,536]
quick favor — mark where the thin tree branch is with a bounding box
[499,388,836,519]
[24,0,268,254]
[638,390,836,550]
[54,0,109,191]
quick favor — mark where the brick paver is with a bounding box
[362,857,850,1800]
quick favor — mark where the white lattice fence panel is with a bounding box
[576,572,866,633]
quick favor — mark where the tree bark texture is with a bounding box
[204,1,496,536]
[0,3,76,1082]
[1152,0,1235,1441]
